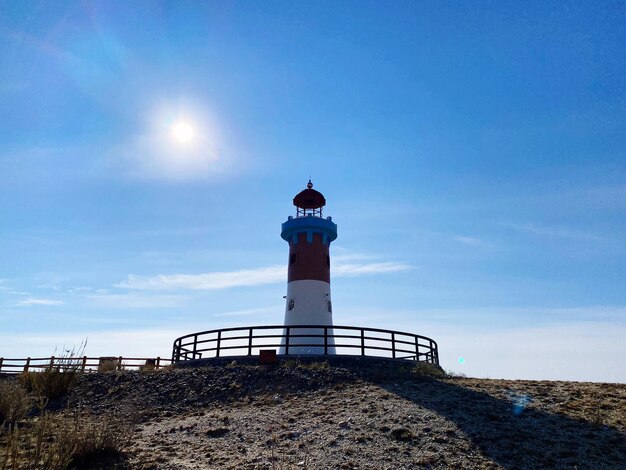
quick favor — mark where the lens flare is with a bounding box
[458,357,465,364]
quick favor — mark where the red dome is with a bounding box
[293,180,326,209]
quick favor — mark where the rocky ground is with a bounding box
[3,358,626,469]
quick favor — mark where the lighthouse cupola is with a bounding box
[280,180,338,354]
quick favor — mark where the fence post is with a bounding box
[193,334,198,359]
[82,356,87,371]
[0,357,3,373]
[117,356,123,371]
[324,327,328,355]
[414,336,419,362]
[432,340,439,365]
[248,328,253,356]
[391,333,396,359]
[24,357,31,373]
[216,331,222,357]
[360,329,365,356]
[156,357,161,369]
[285,327,290,356]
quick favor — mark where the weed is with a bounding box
[20,344,86,402]
[0,410,133,470]
[0,381,30,430]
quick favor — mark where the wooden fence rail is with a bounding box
[0,356,172,374]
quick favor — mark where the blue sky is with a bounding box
[1,1,625,382]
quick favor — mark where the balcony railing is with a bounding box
[172,325,439,365]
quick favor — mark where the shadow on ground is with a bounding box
[380,378,625,469]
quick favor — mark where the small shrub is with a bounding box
[302,361,330,372]
[21,368,79,402]
[65,414,134,467]
[280,359,300,369]
[411,362,445,378]
[0,380,30,429]
[20,345,86,402]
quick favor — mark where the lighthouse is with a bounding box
[280,180,337,354]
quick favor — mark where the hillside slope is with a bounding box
[3,358,626,469]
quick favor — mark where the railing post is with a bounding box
[414,336,419,362]
[360,329,365,356]
[248,328,253,356]
[285,327,290,356]
[24,357,31,373]
[117,356,123,371]
[391,333,396,359]
[156,357,161,369]
[193,334,198,359]
[0,357,3,372]
[324,327,328,355]
[216,331,222,357]
[49,356,55,370]
[82,356,87,371]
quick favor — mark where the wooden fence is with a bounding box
[0,356,171,374]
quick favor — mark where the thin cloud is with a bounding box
[213,306,276,317]
[453,235,486,247]
[118,261,413,291]
[117,265,286,291]
[85,292,187,309]
[505,222,603,241]
[334,262,413,276]
[15,298,64,307]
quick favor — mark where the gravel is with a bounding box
[58,359,626,469]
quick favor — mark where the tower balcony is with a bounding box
[281,215,338,245]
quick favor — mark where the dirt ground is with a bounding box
[2,359,625,469]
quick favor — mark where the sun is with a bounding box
[171,121,194,143]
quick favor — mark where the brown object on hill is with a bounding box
[1,358,625,469]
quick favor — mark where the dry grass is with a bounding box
[0,409,133,470]
[20,346,86,402]
[1,344,133,469]
[0,381,31,431]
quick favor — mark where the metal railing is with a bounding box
[0,356,171,374]
[172,325,439,365]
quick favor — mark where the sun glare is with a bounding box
[172,121,194,143]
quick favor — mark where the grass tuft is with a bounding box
[0,381,31,430]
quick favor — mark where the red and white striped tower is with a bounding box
[280,180,338,355]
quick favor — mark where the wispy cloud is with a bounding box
[15,298,64,307]
[84,292,187,309]
[505,222,603,241]
[117,260,413,291]
[117,266,286,291]
[334,262,413,276]
[213,306,276,317]
[0,279,30,296]
[452,235,486,247]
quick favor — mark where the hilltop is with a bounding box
[1,358,625,469]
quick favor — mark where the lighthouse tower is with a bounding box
[280,180,337,354]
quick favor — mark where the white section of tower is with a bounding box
[280,279,336,354]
